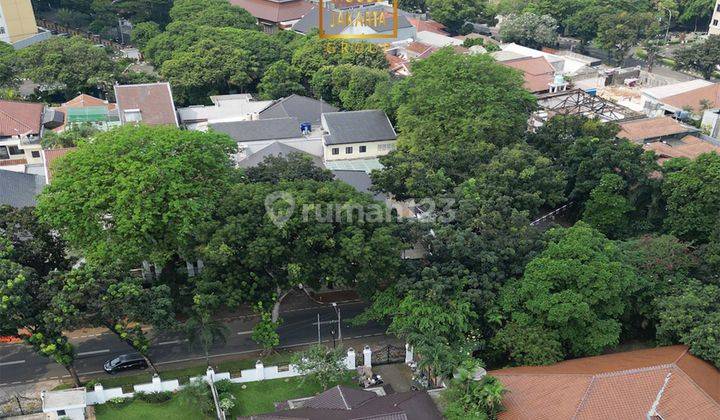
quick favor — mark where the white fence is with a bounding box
[49,344,414,418]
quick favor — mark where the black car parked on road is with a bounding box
[103,353,148,374]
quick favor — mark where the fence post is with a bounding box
[363,345,372,368]
[94,383,106,404]
[152,374,162,392]
[255,361,265,380]
[405,343,413,364]
[345,348,356,370]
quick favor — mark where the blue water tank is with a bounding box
[586,88,597,96]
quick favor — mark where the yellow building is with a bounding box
[0,0,38,44]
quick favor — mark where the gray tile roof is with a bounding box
[259,95,338,126]
[239,388,442,420]
[305,386,377,410]
[332,169,386,201]
[238,141,325,168]
[322,110,396,145]
[210,118,303,142]
[0,170,45,207]
[292,5,412,35]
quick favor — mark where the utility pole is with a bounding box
[317,313,321,344]
[332,302,342,345]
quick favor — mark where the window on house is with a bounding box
[31,151,41,158]
[332,147,339,155]
[8,145,23,155]
[57,410,66,416]
[0,27,5,35]
[377,143,396,152]
[0,146,9,160]
[714,19,720,26]
[359,145,367,153]
[345,146,353,154]
[124,109,142,122]
[717,4,720,11]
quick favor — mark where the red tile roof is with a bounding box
[500,57,555,93]
[0,158,28,167]
[0,100,44,137]
[114,83,178,127]
[492,346,720,420]
[618,117,695,142]
[405,41,435,57]
[42,147,76,183]
[644,135,720,162]
[407,17,448,35]
[230,0,313,23]
[662,83,720,113]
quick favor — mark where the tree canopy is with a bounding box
[36,125,237,268]
[372,49,536,199]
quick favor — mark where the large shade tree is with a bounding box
[196,179,404,321]
[371,49,536,199]
[494,222,637,365]
[36,125,237,270]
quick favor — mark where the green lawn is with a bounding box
[229,373,356,417]
[94,399,209,420]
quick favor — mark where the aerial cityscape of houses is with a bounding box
[2,0,720,419]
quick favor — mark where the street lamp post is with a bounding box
[332,302,342,345]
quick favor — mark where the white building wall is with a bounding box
[324,140,396,161]
[710,0,720,35]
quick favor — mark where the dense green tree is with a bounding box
[528,115,659,225]
[160,39,256,105]
[146,25,288,88]
[495,222,637,365]
[372,49,536,199]
[14,36,117,100]
[662,153,720,243]
[0,239,80,385]
[656,280,720,367]
[245,153,334,184]
[582,173,634,239]
[291,37,387,80]
[618,235,697,333]
[457,143,566,216]
[257,61,306,100]
[41,123,99,149]
[0,42,16,87]
[311,64,390,110]
[197,180,403,319]
[363,289,477,384]
[36,125,237,268]
[51,265,175,373]
[0,206,71,276]
[427,0,488,35]
[674,35,720,79]
[499,12,559,49]
[595,11,659,64]
[131,22,162,50]
[169,0,257,29]
[399,0,427,13]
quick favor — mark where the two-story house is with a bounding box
[0,100,48,171]
[321,110,397,163]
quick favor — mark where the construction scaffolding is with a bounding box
[531,89,645,128]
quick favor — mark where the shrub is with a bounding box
[106,397,132,407]
[135,391,173,403]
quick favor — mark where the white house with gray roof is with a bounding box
[321,110,397,162]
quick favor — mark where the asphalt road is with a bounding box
[0,300,387,387]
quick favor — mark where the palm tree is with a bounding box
[184,311,228,366]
